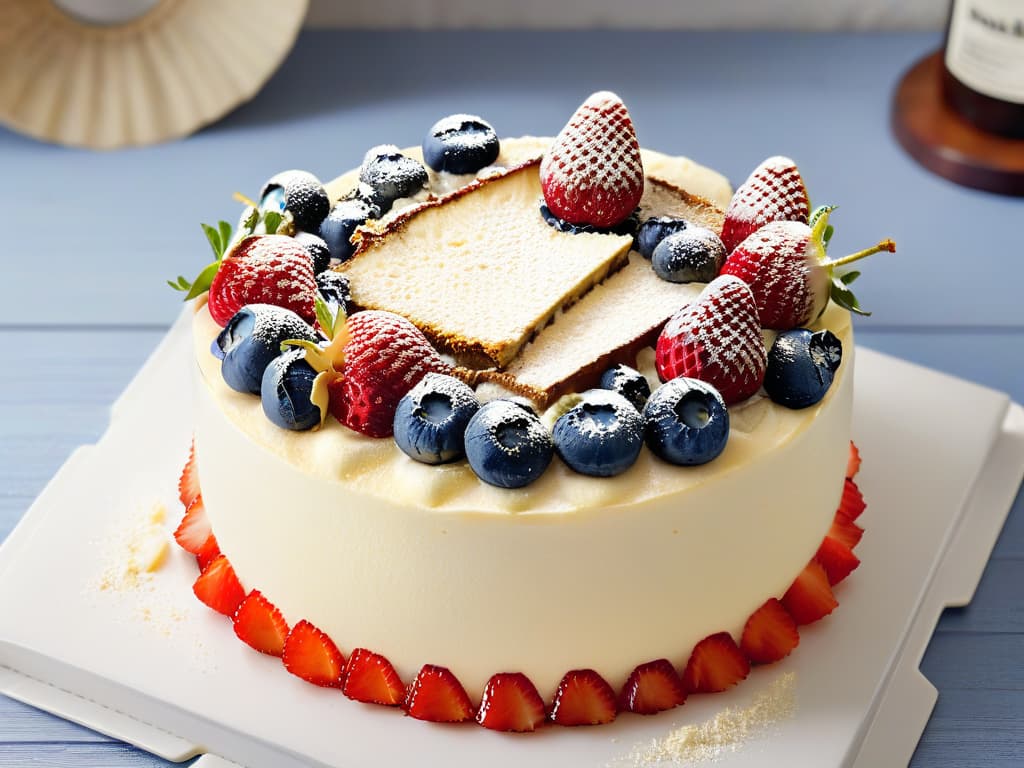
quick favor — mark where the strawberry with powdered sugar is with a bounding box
[540,91,644,228]
[655,275,767,405]
[721,155,811,253]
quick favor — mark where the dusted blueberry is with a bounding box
[217,304,318,395]
[261,348,322,431]
[319,197,378,263]
[651,227,726,283]
[422,114,500,174]
[316,271,353,315]
[540,203,639,237]
[553,389,643,477]
[598,363,651,412]
[359,145,429,214]
[294,231,331,274]
[259,170,330,233]
[764,329,842,409]
[636,216,689,259]
[464,400,554,488]
[210,337,226,360]
[643,378,729,465]
[393,373,480,464]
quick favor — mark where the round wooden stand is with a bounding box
[891,51,1024,196]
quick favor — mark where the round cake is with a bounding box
[174,94,878,731]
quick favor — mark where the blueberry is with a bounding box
[651,228,726,283]
[261,348,322,431]
[540,203,639,237]
[598,364,651,412]
[464,400,554,488]
[210,337,226,360]
[259,170,330,233]
[636,217,689,259]
[294,231,331,274]
[316,271,353,315]
[422,114,500,175]
[764,329,842,409]
[643,378,729,465]
[359,145,429,214]
[319,197,378,263]
[552,390,643,477]
[216,304,318,395]
[393,373,480,464]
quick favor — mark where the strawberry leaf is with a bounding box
[830,275,870,316]
[314,294,336,339]
[241,206,260,235]
[264,210,283,236]
[218,220,233,253]
[184,261,221,300]
[167,275,191,292]
[201,223,222,258]
[839,270,861,285]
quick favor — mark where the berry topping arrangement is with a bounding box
[173,90,894,492]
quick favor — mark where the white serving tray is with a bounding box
[1,309,1021,768]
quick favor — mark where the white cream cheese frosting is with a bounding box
[191,141,854,701]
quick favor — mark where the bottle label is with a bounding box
[946,0,1024,104]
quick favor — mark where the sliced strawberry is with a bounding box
[403,664,475,723]
[282,620,345,688]
[740,598,800,665]
[174,496,211,555]
[846,441,861,479]
[233,590,289,656]
[721,156,810,254]
[192,554,245,617]
[655,275,767,405]
[682,632,750,694]
[207,235,317,327]
[549,669,617,726]
[476,672,547,732]
[837,478,866,521]
[194,533,221,572]
[539,91,644,229]
[618,658,686,715]
[815,536,861,586]
[782,560,838,624]
[342,648,406,706]
[829,513,865,550]
[178,440,200,508]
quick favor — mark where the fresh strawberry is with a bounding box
[194,533,221,572]
[837,478,866,521]
[174,497,212,555]
[403,664,475,723]
[233,590,289,656]
[192,555,246,617]
[782,560,838,624]
[476,672,547,732]
[740,598,800,665]
[720,207,896,330]
[655,275,767,405]
[282,620,346,688]
[846,440,862,479]
[178,440,200,508]
[207,235,317,327]
[829,513,864,550]
[682,632,750,693]
[815,536,861,586]
[549,669,617,726]
[330,310,451,438]
[539,91,644,228]
[721,156,810,254]
[618,658,687,715]
[342,648,406,706]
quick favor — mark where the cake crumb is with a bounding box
[98,501,171,592]
[613,673,796,767]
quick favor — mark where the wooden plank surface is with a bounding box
[1,26,1021,768]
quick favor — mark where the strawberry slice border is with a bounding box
[172,440,866,730]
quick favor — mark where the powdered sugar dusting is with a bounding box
[721,156,809,252]
[540,91,644,227]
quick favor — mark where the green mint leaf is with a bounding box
[184,260,221,301]
[839,270,861,285]
[830,275,871,316]
[263,210,282,236]
[314,294,336,339]
[218,220,233,257]
[201,223,222,259]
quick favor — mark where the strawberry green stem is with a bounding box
[822,239,896,269]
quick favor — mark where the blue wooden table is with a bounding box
[1,29,1021,767]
